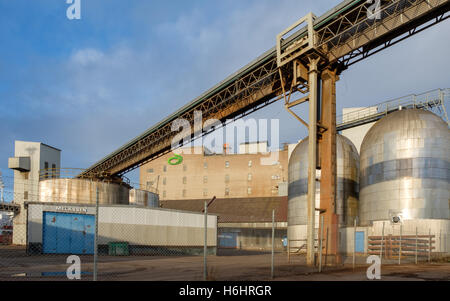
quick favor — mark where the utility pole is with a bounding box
[94,186,99,281]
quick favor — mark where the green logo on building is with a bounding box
[168,154,183,165]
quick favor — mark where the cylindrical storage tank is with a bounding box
[359,109,450,225]
[129,189,159,207]
[39,178,129,205]
[288,134,360,240]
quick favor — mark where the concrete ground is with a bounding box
[0,245,449,281]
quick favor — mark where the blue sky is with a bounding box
[0,0,449,189]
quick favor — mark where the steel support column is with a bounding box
[319,68,340,265]
[306,57,320,266]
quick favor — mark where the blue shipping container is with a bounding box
[42,212,95,254]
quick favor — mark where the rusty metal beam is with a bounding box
[319,68,340,265]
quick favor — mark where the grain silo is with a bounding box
[359,109,450,225]
[288,134,360,242]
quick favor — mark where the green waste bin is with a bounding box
[108,242,129,256]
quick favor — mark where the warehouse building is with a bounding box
[7,140,218,255]
[26,202,217,255]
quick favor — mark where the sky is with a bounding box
[0,0,449,189]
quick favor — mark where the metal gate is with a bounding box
[43,211,95,254]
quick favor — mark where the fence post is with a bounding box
[380,222,385,260]
[319,215,324,273]
[271,209,275,279]
[415,227,418,264]
[203,200,207,281]
[325,227,329,267]
[353,218,356,270]
[428,228,431,263]
[398,224,402,265]
[94,186,99,281]
[287,239,290,263]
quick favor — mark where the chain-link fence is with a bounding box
[1,186,449,281]
[0,191,289,281]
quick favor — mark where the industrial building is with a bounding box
[140,142,290,200]
[6,140,218,255]
[26,202,217,255]
[288,108,450,257]
[6,103,448,257]
[161,196,287,251]
[144,142,294,251]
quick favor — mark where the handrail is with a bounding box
[337,88,449,130]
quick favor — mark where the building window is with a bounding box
[225,188,230,196]
[182,189,187,197]
[248,160,252,167]
[225,174,230,183]
[204,162,208,169]
[147,168,154,173]
[24,173,29,180]
[24,191,28,200]
[271,175,280,180]
[203,176,208,184]
[225,161,230,168]
[183,165,187,172]
[203,189,208,197]
[248,173,252,181]
[163,191,166,198]
[183,176,187,184]
[163,178,166,185]
[146,181,154,189]
[247,187,252,195]
[163,165,167,172]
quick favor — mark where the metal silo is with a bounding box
[288,134,359,240]
[39,178,130,205]
[359,109,450,225]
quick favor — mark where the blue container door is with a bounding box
[355,231,365,253]
[43,212,95,254]
[43,212,58,253]
[82,215,95,254]
[218,232,237,248]
[70,214,95,254]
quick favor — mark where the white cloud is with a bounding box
[71,48,105,66]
